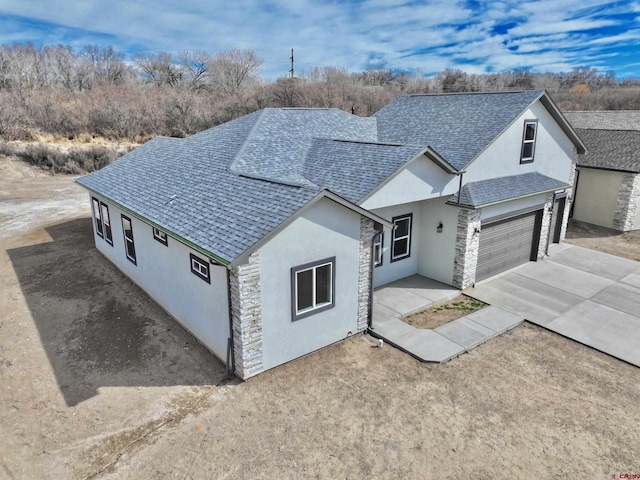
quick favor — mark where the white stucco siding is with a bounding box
[416,197,459,285]
[370,201,421,287]
[88,194,230,361]
[258,198,362,372]
[572,168,623,229]
[480,192,549,220]
[360,156,457,210]
[464,101,575,184]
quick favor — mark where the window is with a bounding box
[121,215,137,264]
[373,231,384,267]
[520,120,538,163]
[100,202,113,245]
[153,227,168,246]
[190,254,210,283]
[92,197,103,238]
[391,213,412,262]
[291,257,335,320]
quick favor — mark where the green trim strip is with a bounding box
[76,182,230,266]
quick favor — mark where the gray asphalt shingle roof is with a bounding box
[303,139,427,203]
[564,111,640,131]
[77,107,429,264]
[77,92,572,264]
[374,90,544,171]
[77,113,319,263]
[447,172,568,208]
[574,129,640,173]
[230,108,377,186]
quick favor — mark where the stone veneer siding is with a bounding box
[613,173,640,232]
[560,160,578,242]
[357,216,374,332]
[452,208,481,289]
[230,251,263,380]
[538,193,554,258]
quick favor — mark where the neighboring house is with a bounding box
[76,90,585,379]
[564,111,640,231]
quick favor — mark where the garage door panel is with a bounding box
[476,211,538,282]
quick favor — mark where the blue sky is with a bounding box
[1,0,639,79]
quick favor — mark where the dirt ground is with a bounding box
[565,219,640,262]
[1,157,640,479]
[404,296,486,330]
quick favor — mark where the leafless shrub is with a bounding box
[65,145,119,173]
[13,142,121,173]
[0,142,17,156]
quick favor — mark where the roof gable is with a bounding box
[374,90,545,171]
[374,90,586,170]
[303,139,428,203]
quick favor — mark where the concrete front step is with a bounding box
[369,306,523,363]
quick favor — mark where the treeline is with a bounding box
[1,42,640,142]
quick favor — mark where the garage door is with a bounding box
[476,211,540,282]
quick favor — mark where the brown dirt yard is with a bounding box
[565,218,640,262]
[1,157,640,479]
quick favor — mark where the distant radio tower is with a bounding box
[289,48,294,79]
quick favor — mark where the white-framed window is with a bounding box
[121,215,137,264]
[373,231,383,267]
[520,120,538,163]
[391,213,412,262]
[153,227,168,246]
[291,257,335,320]
[92,197,104,238]
[190,253,210,283]
[101,202,113,245]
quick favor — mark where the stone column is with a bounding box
[230,251,263,380]
[452,208,481,289]
[613,173,640,232]
[357,216,374,333]
[537,193,554,259]
[560,161,578,242]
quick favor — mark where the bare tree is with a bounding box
[508,70,535,89]
[270,77,300,107]
[47,45,77,90]
[437,68,471,93]
[178,50,212,90]
[211,49,262,96]
[133,52,182,87]
[0,46,14,90]
[81,45,126,84]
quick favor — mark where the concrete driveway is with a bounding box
[467,244,640,367]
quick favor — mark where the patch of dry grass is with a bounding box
[404,295,486,329]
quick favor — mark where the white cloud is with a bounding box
[0,0,638,78]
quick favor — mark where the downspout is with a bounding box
[367,229,381,331]
[225,267,236,377]
[457,171,464,205]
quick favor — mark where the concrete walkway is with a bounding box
[369,275,524,362]
[466,244,640,367]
